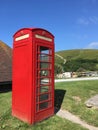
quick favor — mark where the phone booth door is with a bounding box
[35,44,54,122]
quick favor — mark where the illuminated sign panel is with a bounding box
[15,34,29,41]
[35,34,52,42]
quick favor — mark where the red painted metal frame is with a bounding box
[12,28,54,124]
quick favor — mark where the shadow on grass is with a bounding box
[54,89,66,113]
[0,82,12,93]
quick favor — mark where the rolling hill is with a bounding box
[55,49,98,64]
[55,49,98,72]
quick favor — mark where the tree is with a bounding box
[55,63,63,75]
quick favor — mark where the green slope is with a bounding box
[55,49,98,62]
[55,49,98,72]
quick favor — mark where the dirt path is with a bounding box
[56,109,98,130]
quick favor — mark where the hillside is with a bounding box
[55,49,98,73]
[56,49,98,60]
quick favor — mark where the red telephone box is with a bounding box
[12,28,55,124]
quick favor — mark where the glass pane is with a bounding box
[40,63,50,69]
[40,86,49,93]
[40,47,49,54]
[39,102,48,110]
[39,94,49,101]
[40,78,50,84]
[40,54,51,62]
[40,70,51,76]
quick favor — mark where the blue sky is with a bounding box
[0,0,98,51]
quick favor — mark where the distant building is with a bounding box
[62,72,72,78]
[57,72,72,79]
[0,40,12,85]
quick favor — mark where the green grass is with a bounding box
[0,91,88,130]
[0,109,87,130]
[0,92,12,116]
[55,80,98,127]
[1,80,98,129]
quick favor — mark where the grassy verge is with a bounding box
[55,80,98,127]
[0,91,88,130]
[0,108,88,130]
[0,92,11,116]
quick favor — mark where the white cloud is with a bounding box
[86,42,98,49]
[77,16,98,25]
[77,18,89,25]
[89,16,98,24]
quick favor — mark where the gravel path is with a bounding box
[55,77,98,82]
[56,109,98,130]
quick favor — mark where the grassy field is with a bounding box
[55,80,98,127]
[1,80,98,129]
[0,91,87,130]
